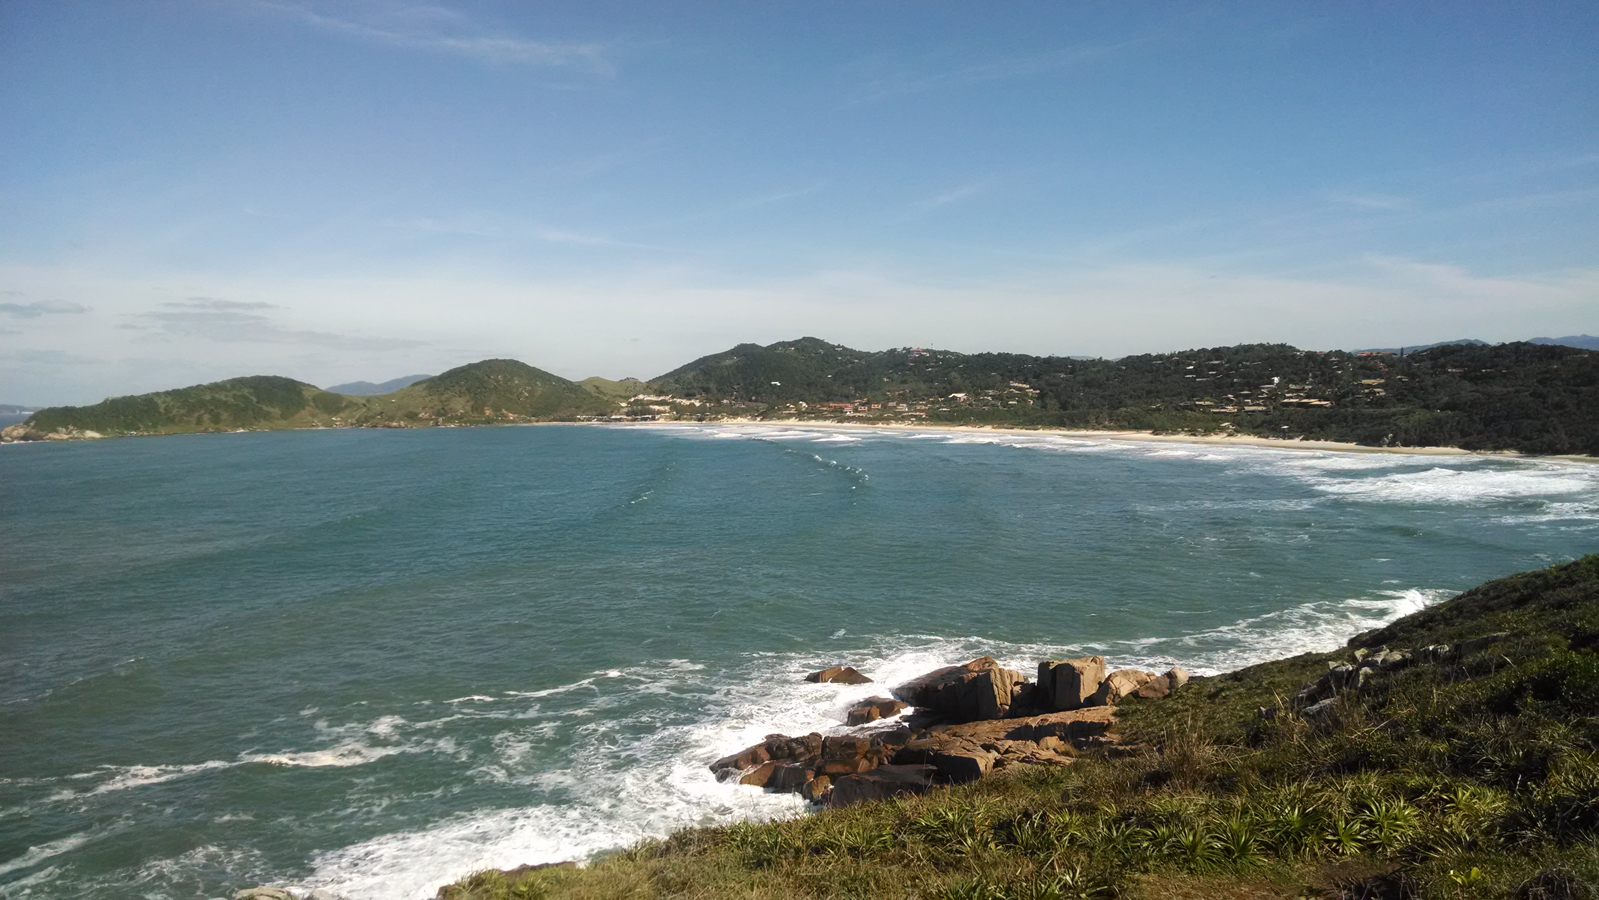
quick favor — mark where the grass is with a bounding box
[441,556,1599,899]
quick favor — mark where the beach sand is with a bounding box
[626,417,1597,463]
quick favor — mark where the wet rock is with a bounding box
[740,761,779,787]
[844,696,907,726]
[816,734,885,775]
[1036,656,1105,711]
[234,890,295,900]
[801,775,832,803]
[807,665,872,684]
[766,762,814,793]
[710,732,823,780]
[825,764,938,808]
[892,656,1025,723]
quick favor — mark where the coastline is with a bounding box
[7,415,1597,464]
[618,417,1599,463]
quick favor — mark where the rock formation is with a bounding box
[806,665,872,684]
[712,653,1189,806]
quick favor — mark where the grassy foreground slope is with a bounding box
[445,556,1599,900]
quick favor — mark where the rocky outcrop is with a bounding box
[1037,656,1105,711]
[1089,668,1155,705]
[891,656,1024,723]
[714,653,1185,805]
[845,696,907,726]
[807,665,872,684]
[825,764,939,807]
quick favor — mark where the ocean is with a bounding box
[2,423,1595,899]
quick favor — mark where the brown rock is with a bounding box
[1088,669,1155,706]
[739,761,778,787]
[930,749,995,783]
[825,764,938,808]
[844,696,908,726]
[807,665,872,684]
[1037,656,1105,712]
[765,763,814,793]
[801,774,832,803]
[709,732,823,780]
[1133,674,1171,700]
[817,734,882,775]
[891,656,1025,723]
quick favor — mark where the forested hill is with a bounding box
[652,338,1599,455]
[7,341,1596,454]
[6,360,611,439]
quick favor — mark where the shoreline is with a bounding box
[618,417,1599,463]
[7,415,1596,464]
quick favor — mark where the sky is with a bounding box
[2,1,1597,405]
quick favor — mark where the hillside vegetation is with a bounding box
[9,340,1597,454]
[653,338,1599,455]
[8,360,612,438]
[441,556,1599,899]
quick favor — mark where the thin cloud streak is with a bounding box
[0,299,91,318]
[250,1,614,72]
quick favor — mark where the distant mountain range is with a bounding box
[1354,335,1599,354]
[6,337,1598,455]
[323,374,432,395]
[1531,334,1599,351]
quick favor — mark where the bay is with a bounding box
[1,423,1595,899]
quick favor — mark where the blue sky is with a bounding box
[2,1,1596,404]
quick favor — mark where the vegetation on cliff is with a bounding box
[654,338,1599,455]
[441,556,1599,899]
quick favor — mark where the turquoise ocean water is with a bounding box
[2,423,1596,898]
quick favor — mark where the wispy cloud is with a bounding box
[0,299,91,318]
[1328,193,1411,211]
[920,181,988,209]
[135,299,421,350]
[251,1,613,72]
[845,39,1151,106]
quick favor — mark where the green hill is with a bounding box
[652,338,1599,455]
[9,360,614,438]
[18,375,357,437]
[580,376,649,400]
[441,556,1599,899]
[352,359,611,425]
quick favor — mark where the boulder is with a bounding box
[235,890,295,900]
[766,762,814,793]
[1088,669,1154,706]
[710,732,823,779]
[816,734,884,775]
[930,748,996,783]
[1036,656,1105,711]
[892,656,1025,723]
[1132,674,1171,700]
[1165,667,1190,690]
[739,761,778,787]
[1457,632,1512,659]
[845,697,907,726]
[807,665,872,684]
[0,424,43,442]
[825,764,938,808]
[801,775,832,803]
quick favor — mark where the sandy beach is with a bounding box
[625,417,1599,464]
